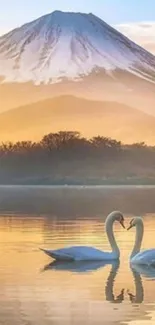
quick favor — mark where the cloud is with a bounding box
[115,22,155,54]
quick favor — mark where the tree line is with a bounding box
[0,131,155,184]
[0,131,149,157]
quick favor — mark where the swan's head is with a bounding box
[109,211,125,228]
[127,217,143,230]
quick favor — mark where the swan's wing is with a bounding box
[39,248,74,261]
[58,246,116,260]
[40,246,114,261]
[132,249,155,265]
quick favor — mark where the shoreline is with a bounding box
[1,184,155,188]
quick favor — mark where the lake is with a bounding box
[0,186,155,325]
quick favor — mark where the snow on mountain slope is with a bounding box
[0,10,155,85]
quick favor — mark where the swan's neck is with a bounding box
[105,261,120,302]
[131,222,144,259]
[105,214,120,257]
[131,268,144,303]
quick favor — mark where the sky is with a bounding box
[0,0,155,35]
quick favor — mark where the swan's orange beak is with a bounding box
[120,219,125,229]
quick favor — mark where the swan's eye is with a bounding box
[118,213,123,220]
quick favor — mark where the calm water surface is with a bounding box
[0,186,155,325]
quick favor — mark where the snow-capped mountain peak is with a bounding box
[0,10,155,84]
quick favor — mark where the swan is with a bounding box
[40,211,125,261]
[127,217,155,265]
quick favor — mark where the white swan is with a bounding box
[128,217,155,265]
[40,211,125,261]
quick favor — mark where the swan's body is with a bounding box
[40,211,125,261]
[40,246,117,261]
[128,217,155,266]
[131,249,155,265]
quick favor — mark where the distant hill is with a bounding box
[0,95,155,144]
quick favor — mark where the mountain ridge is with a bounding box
[1,95,155,144]
[0,10,155,134]
[0,10,155,85]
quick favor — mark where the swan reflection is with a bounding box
[127,266,144,303]
[42,259,125,303]
[131,263,155,280]
[105,260,124,303]
[42,259,153,305]
[42,260,114,273]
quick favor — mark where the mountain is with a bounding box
[0,11,155,124]
[0,10,155,85]
[1,95,155,144]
